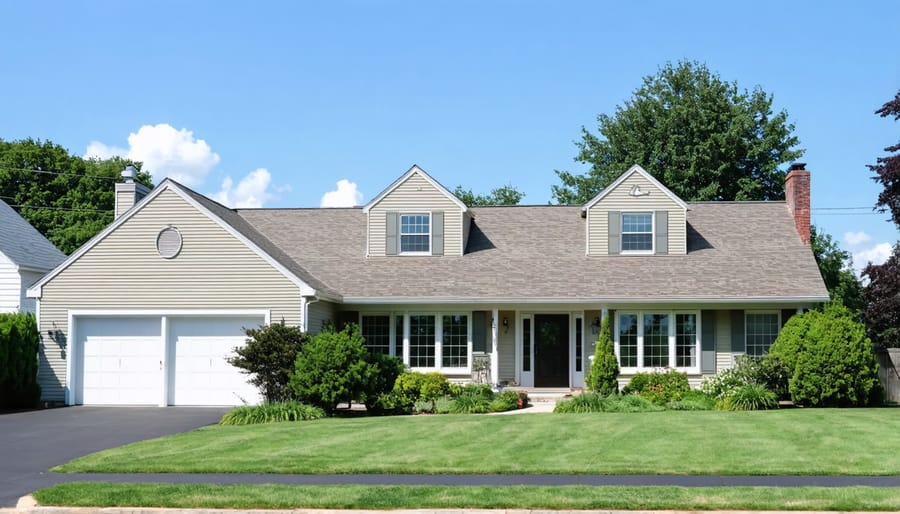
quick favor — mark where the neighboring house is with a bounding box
[0,199,66,314]
[27,163,828,406]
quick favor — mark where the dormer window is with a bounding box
[400,213,430,254]
[621,212,653,253]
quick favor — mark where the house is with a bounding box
[0,199,66,314]
[27,163,828,406]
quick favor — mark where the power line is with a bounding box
[0,165,125,181]
[0,195,112,213]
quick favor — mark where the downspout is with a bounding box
[303,295,320,333]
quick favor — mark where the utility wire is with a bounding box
[0,165,126,180]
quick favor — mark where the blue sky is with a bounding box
[1,1,898,271]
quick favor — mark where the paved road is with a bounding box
[0,406,228,507]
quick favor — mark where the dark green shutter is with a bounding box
[731,310,745,353]
[472,311,486,352]
[655,210,668,255]
[608,211,621,255]
[701,310,716,373]
[385,212,398,255]
[432,211,444,256]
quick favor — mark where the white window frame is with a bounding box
[399,212,431,255]
[745,311,781,357]
[399,311,472,374]
[620,211,654,254]
[614,310,701,374]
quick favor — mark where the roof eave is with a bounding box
[341,295,830,305]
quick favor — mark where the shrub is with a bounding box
[622,369,690,404]
[778,303,881,406]
[450,392,491,414]
[554,392,607,413]
[433,395,455,414]
[488,389,521,412]
[227,320,308,402]
[0,312,41,408]
[460,383,494,399]
[717,383,778,411]
[219,401,325,425]
[603,394,664,413]
[701,354,790,402]
[665,398,714,410]
[367,391,407,416]
[420,372,454,401]
[362,351,405,412]
[290,324,372,415]
[585,316,619,394]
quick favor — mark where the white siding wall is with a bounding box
[36,189,303,402]
[0,253,21,313]
[587,173,686,255]
[368,172,463,256]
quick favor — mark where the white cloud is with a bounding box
[844,231,872,246]
[852,242,893,275]
[211,168,274,208]
[320,179,363,207]
[85,123,220,187]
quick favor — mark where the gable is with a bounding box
[0,199,66,271]
[365,167,466,257]
[585,166,688,256]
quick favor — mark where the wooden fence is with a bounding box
[877,348,900,404]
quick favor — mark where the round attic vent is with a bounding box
[156,227,182,259]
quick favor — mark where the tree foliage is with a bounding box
[585,315,619,395]
[863,90,900,349]
[553,61,803,204]
[453,184,524,206]
[227,320,309,402]
[0,138,153,254]
[809,226,864,312]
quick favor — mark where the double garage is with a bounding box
[69,312,266,406]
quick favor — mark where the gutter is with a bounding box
[340,295,831,305]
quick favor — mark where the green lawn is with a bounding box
[55,409,900,475]
[32,483,900,511]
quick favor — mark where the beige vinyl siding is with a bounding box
[497,310,515,383]
[368,172,463,256]
[36,189,303,402]
[587,173,686,255]
[0,254,20,313]
[715,310,733,372]
[306,300,338,334]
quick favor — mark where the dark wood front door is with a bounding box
[534,314,569,387]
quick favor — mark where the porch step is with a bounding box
[506,387,580,402]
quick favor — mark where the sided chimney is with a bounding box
[785,162,811,245]
[114,165,150,219]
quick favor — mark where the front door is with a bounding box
[534,314,569,387]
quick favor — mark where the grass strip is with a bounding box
[55,409,900,475]
[32,483,900,511]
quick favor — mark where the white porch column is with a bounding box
[490,308,499,387]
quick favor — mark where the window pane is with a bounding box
[621,212,652,251]
[619,314,638,367]
[523,318,531,372]
[575,318,583,373]
[675,314,696,367]
[441,314,468,368]
[361,315,391,354]
[643,313,669,367]
[409,315,435,367]
[394,315,404,356]
[746,313,779,357]
[400,214,430,253]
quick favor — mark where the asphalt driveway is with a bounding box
[0,406,228,507]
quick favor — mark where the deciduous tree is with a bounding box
[453,184,524,206]
[553,61,803,204]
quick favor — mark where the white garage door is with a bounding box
[79,317,162,405]
[169,316,263,406]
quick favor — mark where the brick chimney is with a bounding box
[785,162,811,245]
[114,165,150,219]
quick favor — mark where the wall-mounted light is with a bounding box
[591,316,602,334]
[502,317,509,334]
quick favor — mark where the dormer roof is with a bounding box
[582,164,688,211]
[362,164,467,213]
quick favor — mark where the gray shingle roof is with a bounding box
[0,199,66,271]
[236,201,828,303]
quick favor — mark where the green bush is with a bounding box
[362,351,405,412]
[665,398,714,410]
[0,312,41,408]
[701,354,789,402]
[554,392,666,413]
[366,391,407,416]
[554,392,607,413]
[413,398,434,414]
[219,401,325,425]
[420,372,454,401]
[450,392,491,414]
[290,324,373,415]
[774,303,881,407]
[622,369,690,405]
[433,395,455,414]
[603,394,665,412]
[585,316,619,395]
[227,320,308,402]
[488,389,521,412]
[716,383,778,411]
